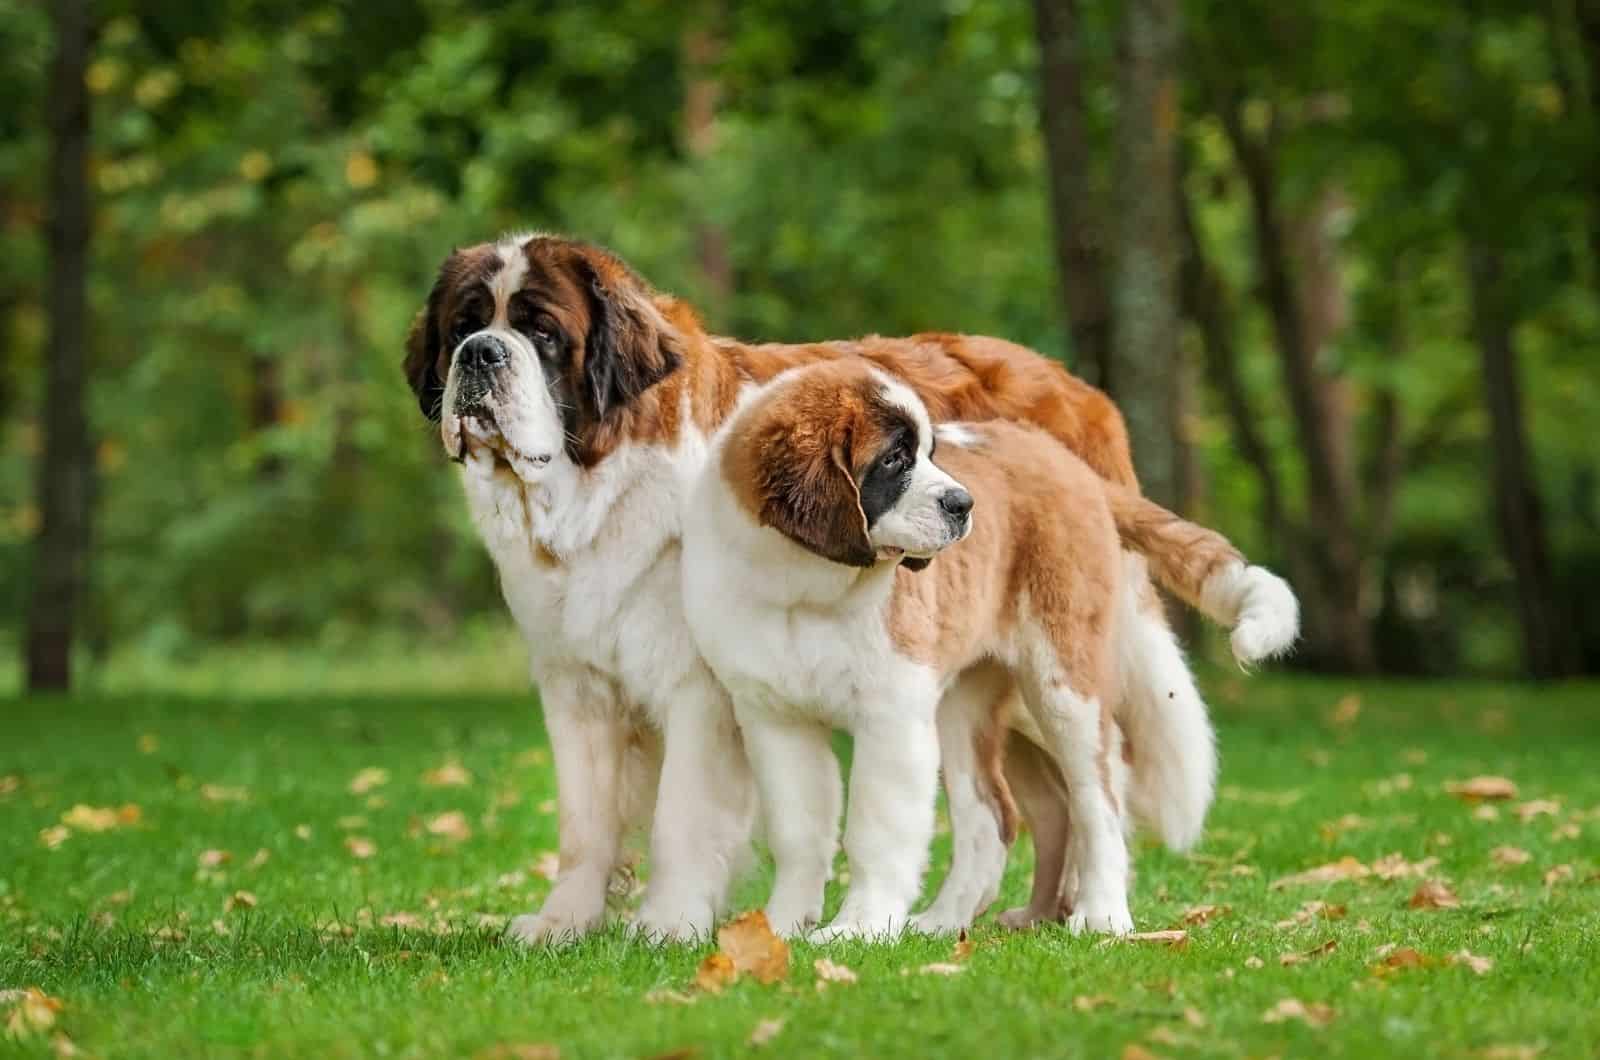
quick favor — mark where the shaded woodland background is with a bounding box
[5,0,1599,689]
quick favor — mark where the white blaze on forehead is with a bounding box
[871,371,933,452]
[487,233,534,321]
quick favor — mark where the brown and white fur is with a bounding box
[684,360,1147,937]
[403,233,1297,943]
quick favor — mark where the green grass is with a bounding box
[3,659,1599,1058]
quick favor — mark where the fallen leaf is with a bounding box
[51,1031,82,1056]
[198,849,232,868]
[1449,949,1494,975]
[348,768,389,795]
[1319,814,1370,840]
[294,824,312,841]
[1243,956,1264,969]
[747,1018,785,1046]
[223,890,257,913]
[200,784,249,803]
[1473,805,1501,822]
[210,919,231,937]
[1275,900,1347,929]
[716,911,789,984]
[1372,853,1440,880]
[1262,998,1335,1028]
[247,848,270,870]
[1180,904,1227,926]
[951,930,976,961]
[813,958,857,986]
[916,962,965,976]
[1446,776,1518,801]
[38,827,70,850]
[1074,994,1114,1011]
[1515,799,1560,822]
[1182,1007,1207,1028]
[1476,1046,1541,1059]
[380,912,422,929]
[1408,880,1460,909]
[344,836,377,859]
[425,811,472,843]
[61,803,140,832]
[0,775,19,796]
[3,988,64,1040]
[1271,857,1370,889]
[1121,1045,1164,1060]
[1329,694,1361,727]
[1489,845,1531,868]
[1543,864,1574,887]
[694,952,737,994]
[1146,1026,1182,1047]
[422,761,473,788]
[1280,938,1338,965]
[1551,822,1581,841]
[1373,946,1433,975]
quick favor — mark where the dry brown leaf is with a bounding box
[1280,938,1338,965]
[425,811,472,843]
[1372,853,1440,880]
[1271,856,1370,889]
[1449,949,1494,976]
[1328,694,1361,727]
[1491,845,1532,868]
[1543,864,1574,887]
[716,911,790,984]
[1074,994,1115,1011]
[1551,822,1581,841]
[1121,1044,1164,1060]
[1319,814,1370,840]
[380,912,422,929]
[1262,998,1335,1028]
[951,930,975,962]
[0,775,20,797]
[1473,804,1502,822]
[1408,880,1460,910]
[694,952,737,994]
[38,826,70,850]
[1180,904,1227,926]
[1243,956,1265,969]
[422,761,474,788]
[1276,900,1347,928]
[747,1018,785,1047]
[344,836,377,859]
[198,849,231,868]
[347,768,389,795]
[1182,1007,1207,1029]
[1446,776,1518,801]
[3,988,64,1040]
[223,890,257,913]
[1121,930,1188,946]
[1515,799,1560,822]
[210,919,231,937]
[247,848,270,870]
[1372,946,1433,975]
[531,852,561,881]
[813,958,857,986]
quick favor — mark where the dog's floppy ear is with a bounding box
[759,426,875,568]
[582,267,683,421]
[403,261,452,422]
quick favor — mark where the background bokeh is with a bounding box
[4,0,1598,685]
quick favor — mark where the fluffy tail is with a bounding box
[1106,486,1299,664]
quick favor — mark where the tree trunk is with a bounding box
[1110,0,1182,505]
[1466,244,1575,678]
[682,11,732,309]
[25,0,95,693]
[1032,0,1113,387]
[1219,98,1373,672]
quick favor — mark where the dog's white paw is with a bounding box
[504,908,600,947]
[1066,900,1133,936]
[629,900,714,945]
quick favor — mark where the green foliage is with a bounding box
[1,1,1596,673]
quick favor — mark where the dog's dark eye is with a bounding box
[531,327,556,354]
[880,449,908,473]
[449,317,477,346]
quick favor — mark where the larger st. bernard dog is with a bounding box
[403,233,1297,942]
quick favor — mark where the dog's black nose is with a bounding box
[457,333,507,373]
[939,487,974,519]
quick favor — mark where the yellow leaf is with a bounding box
[422,761,474,788]
[425,811,472,843]
[1543,864,1574,887]
[1372,853,1440,880]
[1121,930,1188,946]
[200,784,249,803]
[1491,845,1531,868]
[348,768,389,796]
[1074,994,1114,1011]
[1514,799,1560,822]
[1271,857,1370,889]
[345,151,379,189]
[1446,776,1518,801]
[1179,904,1227,926]
[531,852,561,880]
[747,1018,785,1046]
[345,836,377,859]
[1280,938,1338,965]
[39,826,71,850]
[1449,949,1494,975]
[2,988,64,1040]
[223,890,257,913]
[694,952,737,993]
[1262,998,1335,1028]
[717,911,789,984]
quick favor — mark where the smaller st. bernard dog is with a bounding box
[684,359,1160,937]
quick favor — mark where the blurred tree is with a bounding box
[25,0,95,691]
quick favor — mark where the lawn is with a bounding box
[2,650,1598,1059]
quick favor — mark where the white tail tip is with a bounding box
[1201,562,1300,665]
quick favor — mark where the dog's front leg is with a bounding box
[508,668,628,946]
[633,672,757,942]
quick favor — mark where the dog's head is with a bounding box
[721,361,974,569]
[403,233,684,472]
